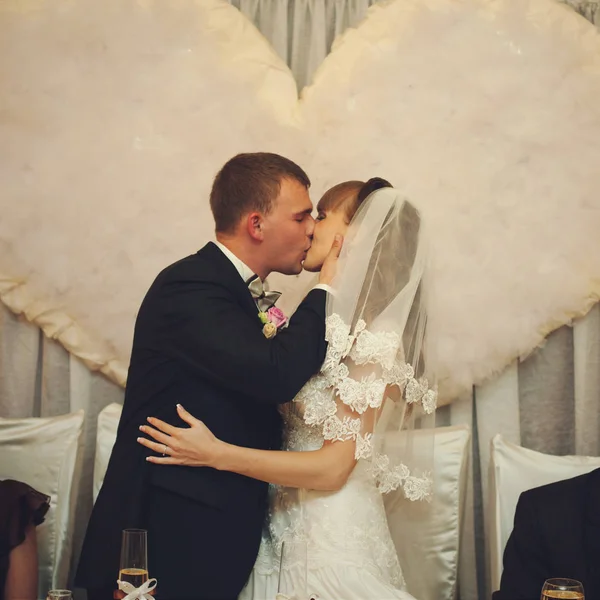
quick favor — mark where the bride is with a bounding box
[138,179,437,599]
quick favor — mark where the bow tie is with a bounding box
[247,275,282,311]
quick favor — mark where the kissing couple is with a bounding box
[77,152,437,600]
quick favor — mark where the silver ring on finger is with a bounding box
[162,444,169,457]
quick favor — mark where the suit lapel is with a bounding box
[198,242,260,322]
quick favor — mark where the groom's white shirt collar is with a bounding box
[214,241,256,283]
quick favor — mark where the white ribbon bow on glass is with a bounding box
[117,578,157,600]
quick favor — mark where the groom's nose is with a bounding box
[306,215,316,236]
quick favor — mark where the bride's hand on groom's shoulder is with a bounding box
[137,404,222,467]
[318,234,343,286]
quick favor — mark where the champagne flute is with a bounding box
[119,528,149,587]
[541,578,584,599]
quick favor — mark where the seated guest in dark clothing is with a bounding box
[0,479,50,600]
[493,467,600,600]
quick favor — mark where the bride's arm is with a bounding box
[215,437,355,491]
[138,404,357,491]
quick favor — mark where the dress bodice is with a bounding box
[251,379,405,589]
[281,400,324,452]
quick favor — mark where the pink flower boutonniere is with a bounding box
[267,306,287,328]
[258,306,288,339]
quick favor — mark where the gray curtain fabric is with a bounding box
[228,0,379,91]
[436,302,600,599]
[1,1,598,597]
[563,0,600,23]
[0,303,124,591]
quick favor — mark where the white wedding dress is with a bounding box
[238,398,417,600]
[240,191,437,600]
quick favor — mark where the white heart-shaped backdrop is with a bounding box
[1,0,600,403]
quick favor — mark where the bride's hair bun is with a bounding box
[357,177,392,205]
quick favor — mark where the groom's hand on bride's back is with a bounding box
[318,234,343,286]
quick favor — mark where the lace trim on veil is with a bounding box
[294,313,436,500]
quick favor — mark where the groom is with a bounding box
[76,153,340,600]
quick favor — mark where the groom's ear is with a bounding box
[246,212,264,241]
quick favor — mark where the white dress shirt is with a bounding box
[214,241,255,284]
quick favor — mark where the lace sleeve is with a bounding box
[294,313,436,500]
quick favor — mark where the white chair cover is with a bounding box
[488,434,600,591]
[92,402,122,503]
[0,410,85,595]
[384,424,471,600]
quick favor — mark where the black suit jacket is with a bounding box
[493,467,600,600]
[76,243,328,597]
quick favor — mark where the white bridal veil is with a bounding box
[295,187,436,499]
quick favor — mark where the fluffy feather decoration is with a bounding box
[1,0,600,401]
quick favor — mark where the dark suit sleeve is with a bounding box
[494,491,549,600]
[155,280,327,404]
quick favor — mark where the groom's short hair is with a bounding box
[210,153,311,233]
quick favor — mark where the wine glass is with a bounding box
[541,578,585,599]
[119,528,149,587]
